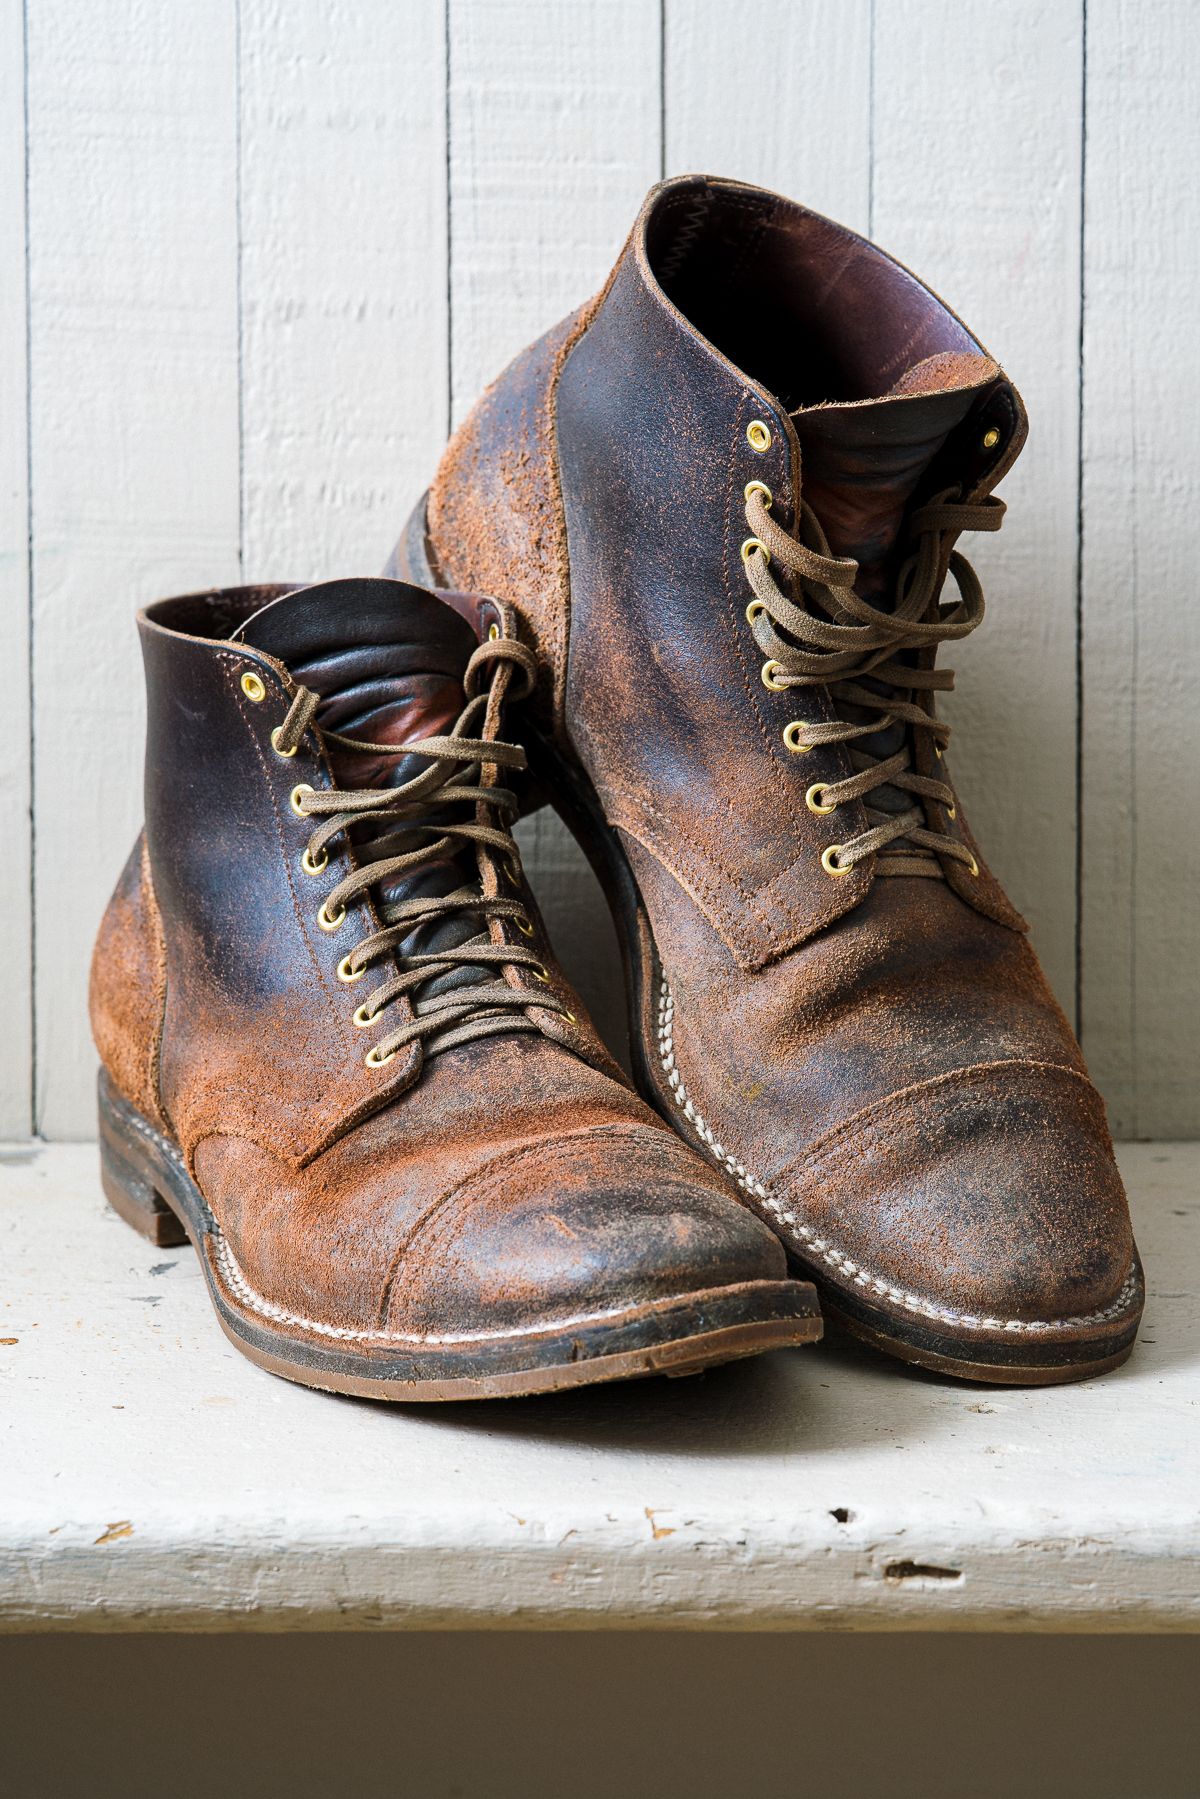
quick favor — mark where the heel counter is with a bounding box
[420,304,598,734]
[89,835,170,1133]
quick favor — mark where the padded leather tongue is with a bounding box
[235,576,478,789]
[792,351,999,598]
[236,578,492,995]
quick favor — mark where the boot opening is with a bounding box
[645,176,982,411]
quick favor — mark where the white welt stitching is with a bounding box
[655,979,1139,1337]
[210,1232,716,1347]
[117,1091,732,1350]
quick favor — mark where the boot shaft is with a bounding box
[96,578,603,1169]
[414,175,1027,965]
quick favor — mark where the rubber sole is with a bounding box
[98,1071,822,1403]
[397,490,1144,1388]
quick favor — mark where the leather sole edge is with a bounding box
[396,492,1141,1389]
[98,1069,821,1403]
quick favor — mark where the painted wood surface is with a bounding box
[0,0,31,1136]
[5,0,1197,1136]
[872,0,1084,1016]
[3,1140,1197,1630]
[664,0,872,231]
[1081,0,1200,1139]
[25,0,241,1139]
[239,0,448,581]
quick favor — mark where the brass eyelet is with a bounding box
[782,721,811,755]
[966,854,980,877]
[563,1010,577,1025]
[336,954,365,984]
[531,965,551,985]
[301,846,328,876]
[806,783,836,816]
[743,479,773,508]
[946,802,957,821]
[744,599,766,625]
[488,622,500,641]
[505,857,522,886]
[982,427,1001,451]
[365,1044,397,1069]
[290,783,314,818]
[271,726,298,759]
[747,419,772,453]
[352,1002,377,1030]
[240,671,266,703]
[317,900,346,933]
[741,536,770,566]
[761,661,787,692]
[821,844,852,878]
[515,917,536,938]
[934,744,945,760]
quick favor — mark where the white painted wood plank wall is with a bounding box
[4,0,1196,1139]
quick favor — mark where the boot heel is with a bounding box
[98,1098,188,1248]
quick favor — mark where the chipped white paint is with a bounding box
[1,1141,1197,1632]
[7,1,1199,1135]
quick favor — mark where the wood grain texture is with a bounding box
[0,0,31,1136]
[872,1,1084,1021]
[9,3,1198,1138]
[663,0,872,230]
[1081,0,1200,1137]
[449,0,662,1053]
[27,0,240,1137]
[3,1140,1197,1630]
[239,0,448,580]
[448,0,663,420]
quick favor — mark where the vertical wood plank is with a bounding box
[28,0,240,1138]
[1081,0,1200,1137]
[0,0,32,1136]
[449,0,662,422]
[449,0,662,1053]
[239,0,448,579]
[662,0,872,231]
[872,2,1084,1021]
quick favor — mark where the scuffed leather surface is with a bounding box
[768,1059,1131,1325]
[556,245,874,970]
[94,576,790,1337]
[403,305,598,734]
[194,1032,781,1334]
[140,600,425,1165]
[417,172,1139,1342]
[89,835,170,1134]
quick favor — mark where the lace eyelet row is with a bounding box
[737,462,982,884]
[264,718,390,1068]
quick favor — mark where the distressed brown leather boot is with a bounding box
[390,175,1143,1384]
[90,575,820,1401]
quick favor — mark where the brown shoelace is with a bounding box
[741,479,1004,875]
[270,631,572,1064]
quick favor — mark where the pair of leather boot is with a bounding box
[92,175,1141,1400]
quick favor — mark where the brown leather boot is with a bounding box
[90,575,820,1401]
[390,175,1143,1385]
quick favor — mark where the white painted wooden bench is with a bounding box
[2,1141,1196,1634]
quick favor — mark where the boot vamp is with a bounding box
[663,878,1134,1323]
[192,1031,787,1336]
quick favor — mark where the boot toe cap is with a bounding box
[776,1060,1142,1371]
[384,1123,789,1336]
